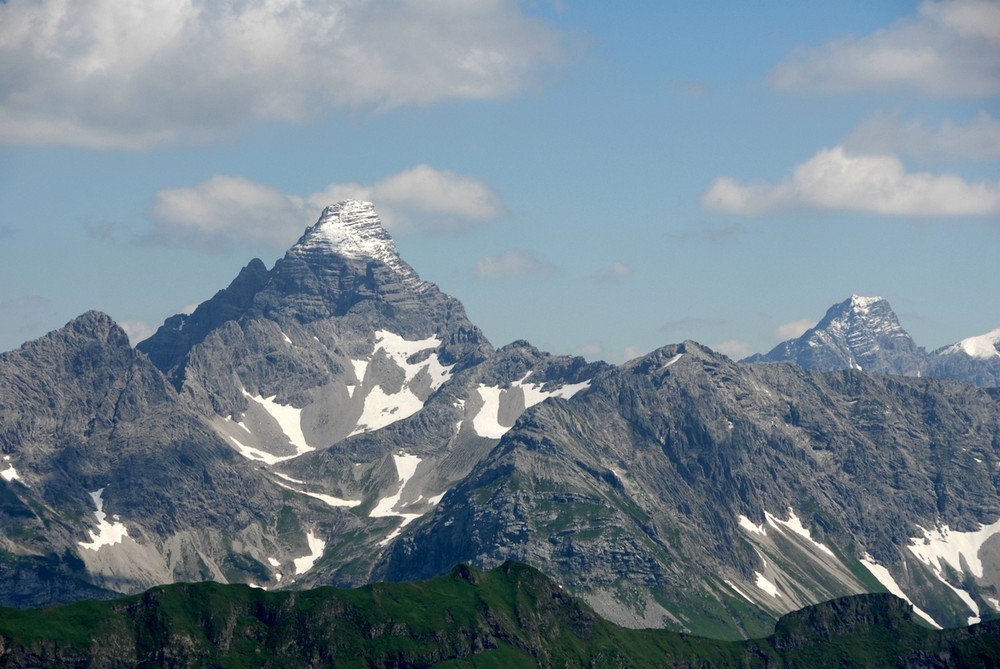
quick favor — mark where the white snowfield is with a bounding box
[350,330,454,436]
[271,478,361,508]
[79,488,129,551]
[905,519,1000,625]
[243,390,313,456]
[292,530,326,575]
[471,373,591,439]
[944,329,1000,359]
[858,554,941,628]
[368,452,446,546]
[1,455,19,483]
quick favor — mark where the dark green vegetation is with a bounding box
[1,563,997,668]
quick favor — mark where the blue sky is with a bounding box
[1,1,998,362]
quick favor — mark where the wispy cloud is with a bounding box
[775,318,815,340]
[308,165,505,233]
[473,249,555,278]
[119,320,156,346]
[147,167,503,251]
[770,0,1000,97]
[844,110,1000,162]
[702,145,1000,216]
[0,0,566,149]
[711,339,753,359]
[591,261,633,281]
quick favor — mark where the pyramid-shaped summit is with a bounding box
[745,294,925,375]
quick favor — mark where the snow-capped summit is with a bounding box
[745,294,925,375]
[941,329,1000,360]
[291,200,424,288]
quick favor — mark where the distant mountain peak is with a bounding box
[291,200,421,284]
[848,294,885,312]
[746,294,924,375]
[942,329,1000,360]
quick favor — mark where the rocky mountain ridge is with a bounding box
[745,294,1000,387]
[1,201,998,640]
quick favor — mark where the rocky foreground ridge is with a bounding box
[1,201,999,639]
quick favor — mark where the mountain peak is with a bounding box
[747,294,924,375]
[290,200,426,290]
[847,294,885,313]
[942,328,1000,360]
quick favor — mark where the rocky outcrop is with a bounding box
[382,342,1000,636]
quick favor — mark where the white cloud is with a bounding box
[308,165,504,233]
[776,318,815,340]
[712,339,752,359]
[844,110,1000,162]
[622,345,644,361]
[0,0,565,149]
[701,145,1000,216]
[150,176,307,250]
[473,249,554,278]
[148,167,502,251]
[119,320,156,346]
[770,0,1000,97]
[592,261,633,281]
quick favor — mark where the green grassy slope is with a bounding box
[0,562,997,668]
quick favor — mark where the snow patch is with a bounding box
[945,329,1000,359]
[228,435,291,465]
[1,463,19,482]
[292,530,326,575]
[242,390,313,456]
[351,359,369,384]
[79,488,129,551]
[348,331,455,436]
[755,572,781,597]
[267,557,281,567]
[272,479,361,508]
[908,519,1000,579]
[470,374,591,439]
[738,515,767,536]
[660,353,684,369]
[370,453,424,546]
[724,579,755,604]
[859,553,941,628]
[766,508,835,558]
[280,331,292,345]
[905,520,1000,624]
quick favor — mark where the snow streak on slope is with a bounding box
[292,530,326,575]
[370,452,427,546]
[79,488,129,551]
[906,519,1000,624]
[471,373,591,438]
[858,553,941,628]
[350,330,454,436]
[242,389,313,456]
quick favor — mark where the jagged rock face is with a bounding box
[139,200,495,455]
[0,312,332,604]
[747,295,926,376]
[0,202,607,607]
[382,342,1000,637]
[746,295,1000,388]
